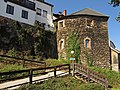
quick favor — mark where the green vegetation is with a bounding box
[18,76,104,90]
[79,83,105,90]
[0,63,6,69]
[112,88,120,90]
[0,64,26,72]
[0,58,120,90]
[89,66,120,89]
[109,0,120,21]
[45,59,69,66]
[110,0,120,7]
[0,64,27,83]
[66,30,80,63]
[84,49,93,67]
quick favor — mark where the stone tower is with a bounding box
[54,8,110,68]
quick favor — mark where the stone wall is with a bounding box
[56,16,110,68]
[0,16,58,59]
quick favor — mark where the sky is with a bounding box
[46,0,120,50]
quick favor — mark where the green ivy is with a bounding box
[66,30,80,62]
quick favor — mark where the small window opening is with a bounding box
[59,21,63,28]
[84,37,91,49]
[86,39,89,48]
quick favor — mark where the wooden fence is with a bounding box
[0,55,46,68]
[0,64,70,89]
[73,63,109,89]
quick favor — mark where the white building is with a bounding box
[0,0,53,31]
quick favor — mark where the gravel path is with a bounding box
[0,71,69,90]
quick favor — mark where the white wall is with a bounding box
[0,0,54,30]
[0,0,36,25]
[35,1,53,30]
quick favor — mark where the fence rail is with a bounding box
[0,55,46,68]
[74,63,109,89]
[0,64,70,89]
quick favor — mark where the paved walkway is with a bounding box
[0,71,69,90]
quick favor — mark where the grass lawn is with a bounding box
[0,58,120,90]
[45,59,69,66]
[112,88,120,90]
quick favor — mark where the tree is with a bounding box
[110,0,120,21]
[66,30,80,63]
[110,0,120,7]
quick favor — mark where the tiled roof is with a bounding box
[71,8,108,17]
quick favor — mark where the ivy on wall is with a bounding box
[66,30,81,62]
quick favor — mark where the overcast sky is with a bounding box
[47,0,120,50]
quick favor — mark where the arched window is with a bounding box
[84,37,91,49]
[85,39,89,48]
[59,39,64,50]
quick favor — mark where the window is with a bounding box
[58,21,65,30]
[36,8,41,16]
[22,10,28,19]
[41,23,46,29]
[59,39,64,50]
[85,39,89,48]
[59,21,63,28]
[43,10,47,17]
[6,5,14,15]
[84,37,91,49]
[86,19,94,28]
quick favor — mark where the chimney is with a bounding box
[63,10,67,16]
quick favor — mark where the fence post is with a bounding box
[54,67,56,77]
[105,78,108,90]
[87,69,90,82]
[68,64,71,75]
[29,69,33,84]
[72,63,75,76]
[21,52,25,67]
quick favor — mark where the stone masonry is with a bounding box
[54,8,110,68]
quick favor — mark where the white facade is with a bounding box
[0,0,53,31]
[35,0,53,30]
[0,0,36,25]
